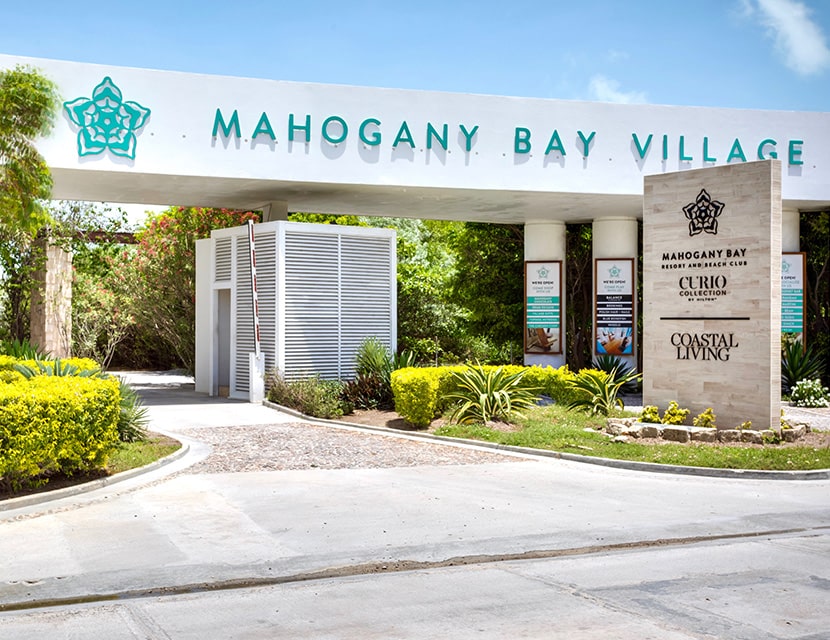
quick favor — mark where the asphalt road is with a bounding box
[0,376,828,639]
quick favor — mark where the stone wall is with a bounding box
[30,240,72,358]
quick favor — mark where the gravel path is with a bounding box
[175,422,522,474]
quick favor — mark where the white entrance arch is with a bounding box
[3,53,829,370]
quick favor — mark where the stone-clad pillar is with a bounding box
[30,239,73,357]
[524,221,566,368]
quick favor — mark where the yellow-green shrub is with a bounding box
[392,367,442,428]
[0,370,24,384]
[391,364,579,427]
[0,355,17,371]
[0,376,120,491]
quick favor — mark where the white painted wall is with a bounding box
[2,54,828,221]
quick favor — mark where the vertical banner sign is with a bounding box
[781,252,806,342]
[525,261,562,354]
[595,258,635,356]
[247,219,261,357]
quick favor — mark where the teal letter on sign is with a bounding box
[426,122,448,150]
[322,116,348,144]
[726,138,746,162]
[703,137,717,162]
[679,135,693,161]
[459,124,479,151]
[577,130,595,157]
[788,139,803,165]
[213,108,240,138]
[288,114,311,142]
[359,118,381,145]
[393,121,415,148]
[632,133,652,159]
[662,134,669,160]
[544,130,566,155]
[757,138,778,160]
[252,112,276,140]
[514,127,531,154]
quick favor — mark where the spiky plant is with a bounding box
[446,364,539,425]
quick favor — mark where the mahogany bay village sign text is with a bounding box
[212,108,808,166]
[643,160,781,431]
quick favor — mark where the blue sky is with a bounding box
[3,0,829,111]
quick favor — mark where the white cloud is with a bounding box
[747,0,830,75]
[587,75,647,104]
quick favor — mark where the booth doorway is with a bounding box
[216,288,231,397]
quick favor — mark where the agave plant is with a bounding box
[0,338,50,359]
[566,367,642,416]
[592,354,640,394]
[13,358,101,378]
[781,340,825,393]
[446,364,539,425]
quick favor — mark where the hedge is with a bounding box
[391,364,579,428]
[0,376,120,491]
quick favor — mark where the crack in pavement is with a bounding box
[3,525,828,614]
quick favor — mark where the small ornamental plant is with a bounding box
[661,401,690,425]
[789,379,830,408]
[737,420,753,431]
[693,408,717,429]
[640,405,661,423]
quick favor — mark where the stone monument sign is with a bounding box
[643,160,781,430]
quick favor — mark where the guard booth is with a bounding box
[194,221,396,399]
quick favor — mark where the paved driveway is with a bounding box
[1,375,828,638]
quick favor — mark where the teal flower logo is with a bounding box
[537,266,550,279]
[63,77,151,160]
[608,265,621,278]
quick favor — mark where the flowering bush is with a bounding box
[661,401,690,425]
[126,207,259,372]
[790,379,830,408]
[693,408,717,428]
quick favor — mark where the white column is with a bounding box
[592,216,639,369]
[782,208,800,252]
[261,200,288,222]
[194,238,213,394]
[524,221,566,368]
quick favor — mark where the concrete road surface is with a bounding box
[0,374,828,638]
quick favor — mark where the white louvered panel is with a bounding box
[214,237,232,282]
[339,235,394,377]
[284,232,340,380]
[234,238,254,393]
[254,231,278,376]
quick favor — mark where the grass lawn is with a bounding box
[434,405,830,471]
[107,434,182,474]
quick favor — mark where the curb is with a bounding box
[0,441,190,512]
[263,401,830,481]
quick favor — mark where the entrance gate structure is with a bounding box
[4,53,829,409]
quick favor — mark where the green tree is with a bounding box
[800,211,829,383]
[370,217,465,362]
[0,65,60,232]
[124,207,260,373]
[450,222,524,358]
[0,66,60,342]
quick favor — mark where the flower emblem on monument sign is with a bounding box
[782,259,791,273]
[63,77,151,160]
[682,188,725,237]
[608,265,621,278]
[536,266,550,279]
